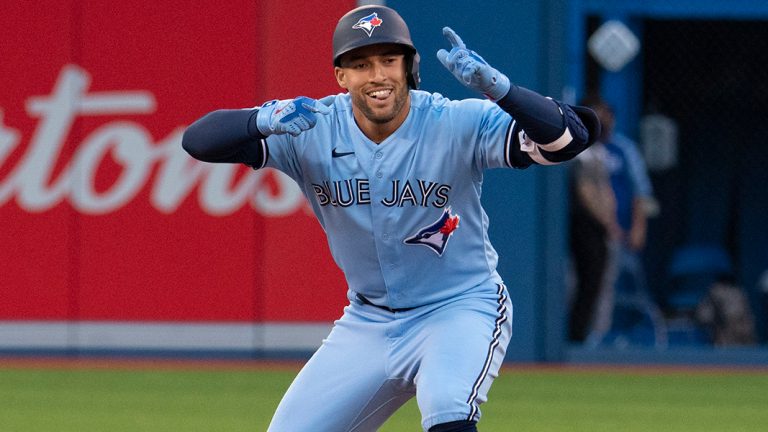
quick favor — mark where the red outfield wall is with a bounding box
[0,1,355,330]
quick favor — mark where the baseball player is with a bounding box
[182,5,599,432]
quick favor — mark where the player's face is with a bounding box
[335,44,410,128]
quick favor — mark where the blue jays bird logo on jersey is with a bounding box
[352,12,383,37]
[404,208,460,256]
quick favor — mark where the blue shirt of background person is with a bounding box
[604,133,653,235]
[588,97,655,253]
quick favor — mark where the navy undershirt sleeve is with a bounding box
[496,85,565,144]
[181,109,267,167]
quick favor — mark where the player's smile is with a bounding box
[363,86,394,109]
[361,84,401,115]
[355,81,408,127]
[367,88,393,100]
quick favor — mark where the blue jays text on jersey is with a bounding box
[311,178,452,208]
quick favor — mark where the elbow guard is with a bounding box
[511,102,601,166]
[496,85,600,166]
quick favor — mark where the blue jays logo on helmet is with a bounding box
[352,12,383,37]
[404,208,460,256]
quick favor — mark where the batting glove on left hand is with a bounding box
[437,27,511,101]
[256,96,332,137]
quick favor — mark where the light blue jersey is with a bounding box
[264,90,516,309]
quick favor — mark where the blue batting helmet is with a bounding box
[332,5,421,89]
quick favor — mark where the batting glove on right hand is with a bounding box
[256,96,332,137]
[437,27,511,101]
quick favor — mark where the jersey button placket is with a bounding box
[370,148,396,304]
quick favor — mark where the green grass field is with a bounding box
[1,361,767,431]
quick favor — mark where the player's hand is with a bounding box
[256,96,332,137]
[436,27,510,101]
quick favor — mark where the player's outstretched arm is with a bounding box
[437,27,600,164]
[182,96,332,167]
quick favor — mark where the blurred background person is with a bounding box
[568,95,663,346]
[580,96,664,347]
[567,101,619,343]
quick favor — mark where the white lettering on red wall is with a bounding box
[0,64,304,216]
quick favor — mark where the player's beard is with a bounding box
[354,84,409,125]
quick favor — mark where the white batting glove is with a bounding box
[256,96,332,137]
[437,27,511,101]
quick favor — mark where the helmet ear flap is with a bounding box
[407,52,421,90]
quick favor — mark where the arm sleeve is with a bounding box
[496,85,600,167]
[181,108,269,169]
